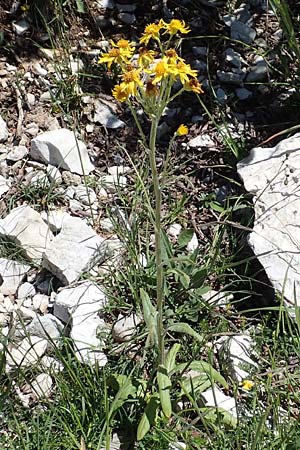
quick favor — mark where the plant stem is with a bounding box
[148,116,165,366]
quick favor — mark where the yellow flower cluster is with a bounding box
[98,19,203,103]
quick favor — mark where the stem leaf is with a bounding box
[157,364,172,418]
[137,394,160,441]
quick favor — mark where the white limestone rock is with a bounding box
[6,145,28,161]
[17,282,36,300]
[201,386,237,417]
[0,175,10,197]
[26,314,64,345]
[237,133,300,307]
[41,209,70,233]
[0,205,53,261]
[112,313,141,342]
[216,334,257,381]
[0,116,8,143]
[93,100,125,129]
[6,336,48,370]
[31,373,53,399]
[30,129,94,175]
[42,215,106,285]
[0,259,30,295]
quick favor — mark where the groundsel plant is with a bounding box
[99,19,204,434]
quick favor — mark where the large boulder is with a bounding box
[237,133,300,308]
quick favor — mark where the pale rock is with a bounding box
[237,134,300,307]
[98,187,108,199]
[97,0,115,8]
[6,145,28,161]
[17,282,36,300]
[0,175,10,197]
[41,209,69,233]
[19,305,37,320]
[31,373,53,399]
[108,165,130,176]
[31,129,94,175]
[100,218,114,231]
[39,91,52,102]
[69,58,84,75]
[32,294,49,313]
[74,185,97,205]
[0,259,30,295]
[93,100,125,129]
[101,174,127,192]
[32,62,48,77]
[6,336,48,370]
[42,216,106,285]
[53,281,106,323]
[12,19,30,35]
[225,48,242,68]
[86,124,94,133]
[246,56,268,82]
[69,198,85,212]
[41,355,64,373]
[0,115,8,143]
[216,334,257,381]
[46,164,62,183]
[186,232,199,252]
[64,186,75,199]
[202,289,233,307]
[26,314,64,344]
[201,385,237,417]
[27,93,36,106]
[168,223,182,239]
[187,134,216,148]
[169,443,187,450]
[0,205,53,261]
[112,313,141,342]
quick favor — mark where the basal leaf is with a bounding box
[167,322,203,343]
[157,364,172,418]
[137,395,160,441]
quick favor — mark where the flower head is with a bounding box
[21,3,30,11]
[111,39,135,53]
[184,78,204,94]
[121,67,143,95]
[98,40,134,68]
[138,47,156,68]
[165,48,185,64]
[112,84,129,102]
[240,380,254,391]
[177,124,188,136]
[169,61,198,84]
[140,20,166,45]
[165,19,190,35]
[151,58,172,84]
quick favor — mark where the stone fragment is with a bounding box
[187,134,216,148]
[0,175,10,198]
[216,88,227,104]
[225,48,242,68]
[74,185,97,205]
[169,443,187,450]
[26,314,64,345]
[41,355,64,373]
[17,282,36,300]
[118,12,136,24]
[93,100,125,129]
[237,133,300,308]
[235,87,252,100]
[6,336,48,370]
[97,0,115,8]
[31,129,94,175]
[168,223,182,239]
[32,62,47,77]
[0,115,8,143]
[187,232,199,252]
[231,21,256,44]
[6,145,28,161]
[101,174,127,192]
[46,164,62,183]
[112,313,141,342]
[42,215,106,285]
[0,259,30,295]
[116,2,136,12]
[31,373,53,399]
[201,386,237,417]
[62,171,81,186]
[41,210,69,233]
[192,46,207,58]
[32,294,49,313]
[0,205,53,261]
[12,19,30,35]
[246,56,268,82]
[217,70,245,84]
[202,289,233,307]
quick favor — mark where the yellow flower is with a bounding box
[139,20,166,45]
[170,61,198,84]
[240,380,254,391]
[165,19,190,35]
[21,3,30,11]
[165,48,185,64]
[177,124,188,136]
[184,78,204,94]
[138,47,156,68]
[98,41,134,69]
[112,84,129,102]
[121,67,143,95]
[151,58,172,84]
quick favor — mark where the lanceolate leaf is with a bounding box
[137,395,160,441]
[167,322,203,343]
[174,360,228,389]
[165,343,181,373]
[140,288,158,345]
[157,364,172,418]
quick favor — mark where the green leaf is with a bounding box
[140,288,158,346]
[157,364,172,418]
[137,395,160,441]
[108,375,135,416]
[165,343,181,373]
[174,360,228,389]
[177,229,194,246]
[161,230,173,266]
[167,268,190,289]
[180,374,212,395]
[199,407,237,428]
[75,0,85,12]
[167,322,203,343]
[190,268,207,289]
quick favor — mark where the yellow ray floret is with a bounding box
[151,58,172,84]
[139,19,167,45]
[121,67,143,95]
[138,47,156,68]
[112,84,129,102]
[184,78,204,94]
[170,61,198,84]
[177,124,188,136]
[165,48,185,64]
[165,19,190,35]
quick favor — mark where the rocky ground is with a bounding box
[0,0,300,449]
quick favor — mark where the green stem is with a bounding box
[149,116,165,366]
[128,101,147,147]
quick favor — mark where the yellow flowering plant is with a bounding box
[99,19,204,438]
